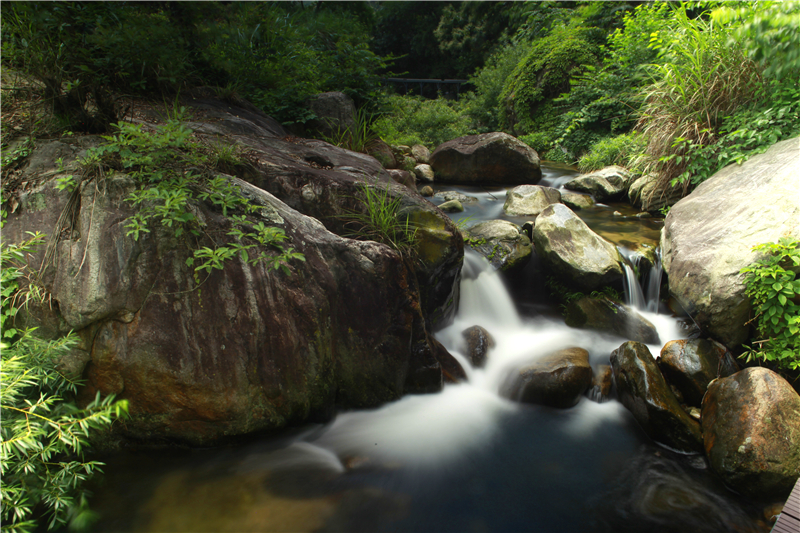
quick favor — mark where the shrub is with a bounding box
[372,95,475,149]
[740,237,800,371]
[1,234,129,532]
[578,132,646,172]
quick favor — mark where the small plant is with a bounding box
[339,182,418,258]
[739,237,800,371]
[323,107,379,153]
[1,234,129,532]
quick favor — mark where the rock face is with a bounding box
[532,204,623,291]
[701,367,800,499]
[429,132,542,185]
[464,220,532,272]
[628,174,682,212]
[462,325,495,368]
[661,137,800,347]
[657,339,738,407]
[503,184,561,217]
[2,98,465,444]
[611,342,704,453]
[506,348,593,408]
[565,297,660,344]
[563,166,632,202]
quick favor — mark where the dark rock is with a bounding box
[506,348,593,408]
[461,325,495,368]
[365,139,397,169]
[419,185,434,197]
[701,367,800,500]
[533,204,623,292]
[429,132,541,186]
[304,91,356,138]
[589,364,614,402]
[657,339,737,407]
[565,297,660,344]
[611,341,704,453]
[431,337,467,383]
[386,169,416,190]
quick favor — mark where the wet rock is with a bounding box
[463,220,532,272]
[532,204,623,292]
[433,191,479,204]
[563,165,633,202]
[431,337,467,383]
[419,185,434,197]
[438,200,464,213]
[429,132,541,186]
[565,297,660,344]
[657,339,737,407]
[661,136,800,347]
[560,190,595,210]
[413,163,435,183]
[503,184,561,217]
[611,342,704,453]
[701,367,800,499]
[507,348,593,408]
[589,364,614,402]
[462,325,495,368]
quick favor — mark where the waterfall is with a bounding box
[645,247,663,313]
[618,247,662,312]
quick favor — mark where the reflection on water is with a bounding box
[89,166,767,533]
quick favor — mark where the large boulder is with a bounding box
[564,297,660,344]
[661,137,800,347]
[611,342,704,453]
[429,132,542,185]
[1,99,465,444]
[503,184,561,217]
[532,204,623,291]
[701,367,800,499]
[657,339,738,407]
[506,348,593,408]
[463,220,532,272]
[563,165,633,202]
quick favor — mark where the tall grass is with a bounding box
[634,4,762,193]
[323,107,380,153]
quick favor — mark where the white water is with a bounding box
[307,250,683,468]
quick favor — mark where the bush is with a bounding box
[578,132,646,172]
[1,234,129,532]
[372,95,475,149]
[740,237,800,371]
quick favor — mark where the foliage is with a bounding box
[578,132,646,172]
[339,182,418,258]
[71,108,304,278]
[739,237,800,371]
[463,42,527,133]
[634,3,764,193]
[323,107,380,153]
[372,95,474,149]
[1,234,129,532]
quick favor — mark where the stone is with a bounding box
[589,364,614,402]
[611,341,704,453]
[439,200,464,213]
[560,190,595,210]
[507,348,593,408]
[657,338,738,407]
[433,191,479,204]
[564,297,660,344]
[411,144,431,164]
[461,325,495,368]
[563,165,633,202]
[386,169,416,190]
[532,204,623,291]
[429,132,541,185]
[628,174,682,212]
[464,220,533,272]
[503,184,561,217]
[413,163,435,183]
[431,337,467,383]
[365,139,397,169]
[419,185,434,197]
[701,367,800,499]
[661,137,800,347]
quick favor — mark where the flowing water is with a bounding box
[90,165,767,533]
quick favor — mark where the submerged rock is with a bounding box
[533,204,623,291]
[503,184,561,217]
[565,297,660,344]
[611,342,704,453]
[657,339,738,407]
[506,348,593,408]
[461,325,495,368]
[429,132,541,186]
[661,136,800,348]
[701,367,800,499]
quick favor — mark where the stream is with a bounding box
[90,165,766,532]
